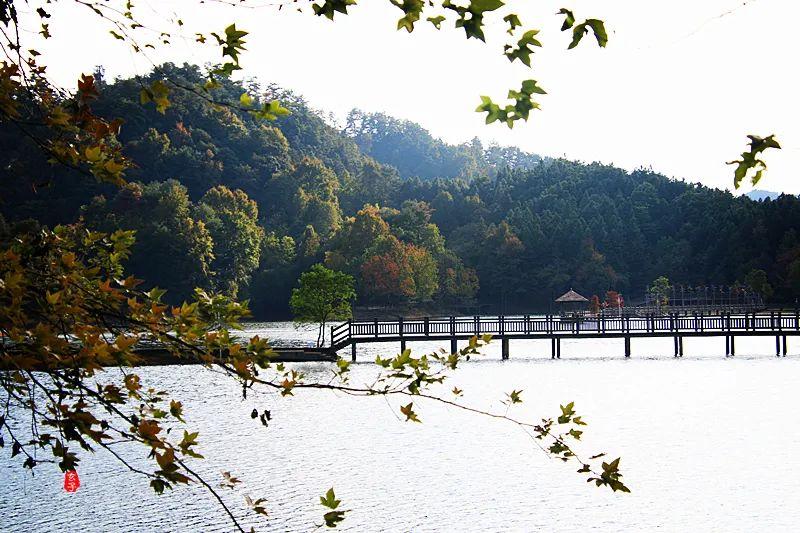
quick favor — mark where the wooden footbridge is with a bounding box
[330,312,799,360]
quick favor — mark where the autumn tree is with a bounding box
[360,235,415,302]
[605,290,623,311]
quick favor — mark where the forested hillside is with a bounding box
[2,63,798,316]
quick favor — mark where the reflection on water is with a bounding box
[1,322,799,532]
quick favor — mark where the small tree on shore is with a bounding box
[290,264,356,347]
[648,276,672,309]
[744,269,773,302]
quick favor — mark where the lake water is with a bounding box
[2,321,799,532]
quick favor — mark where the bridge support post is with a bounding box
[557,338,561,359]
[624,336,631,358]
[729,336,734,357]
[351,343,357,362]
[450,338,457,355]
[679,336,684,357]
[673,336,679,358]
[502,338,510,360]
[776,336,781,357]
[725,335,730,357]
[400,340,406,353]
[783,335,788,357]
[551,337,556,359]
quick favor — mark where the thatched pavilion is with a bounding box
[555,289,589,315]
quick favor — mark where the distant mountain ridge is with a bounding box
[746,190,784,201]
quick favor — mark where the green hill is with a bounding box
[2,63,799,315]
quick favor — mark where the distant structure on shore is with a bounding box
[554,289,589,315]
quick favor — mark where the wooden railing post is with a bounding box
[474,315,480,335]
[450,316,455,337]
[374,318,379,338]
[424,317,430,336]
[399,316,404,338]
[499,315,505,337]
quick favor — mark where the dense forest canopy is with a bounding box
[2,63,799,316]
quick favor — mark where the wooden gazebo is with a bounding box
[555,289,589,316]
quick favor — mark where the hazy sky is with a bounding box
[22,0,800,194]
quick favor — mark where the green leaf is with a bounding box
[503,13,521,34]
[728,134,781,188]
[558,8,575,31]
[320,487,341,509]
[444,0,505,41]
[312,0,357,20]
[505,389,523,404]
[586,19,608,47]
[569,19,608,49]
[392,0,425,33]
[427,15,446,30]
[504,29,542,67]
[239,92,254,107]
[250,100,291,121]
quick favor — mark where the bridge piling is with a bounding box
[783,335,788,357]
[502,338,510,360]
[673,336,679,358]
[551,338,556,359]
[351,343,356,362]
[729,336,734,357]
[450,338,457,355]
[679,336,684,357]
[400,339,406,353]
[624,336,631,358]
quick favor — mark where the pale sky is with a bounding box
[20,0,800,194]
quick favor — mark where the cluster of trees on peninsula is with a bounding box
[2,63,799,316]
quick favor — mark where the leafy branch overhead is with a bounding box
[728,134,782,188]
[309,1,609,127]
[558,9,608,49]
[476,79,546,128]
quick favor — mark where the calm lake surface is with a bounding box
[2,321,800,532]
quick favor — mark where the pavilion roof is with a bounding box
[555,289,589,303]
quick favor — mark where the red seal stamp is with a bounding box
[64,469,80,493]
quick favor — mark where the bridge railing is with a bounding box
[329,311,800,348]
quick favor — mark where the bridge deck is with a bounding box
[331,312,799,359]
